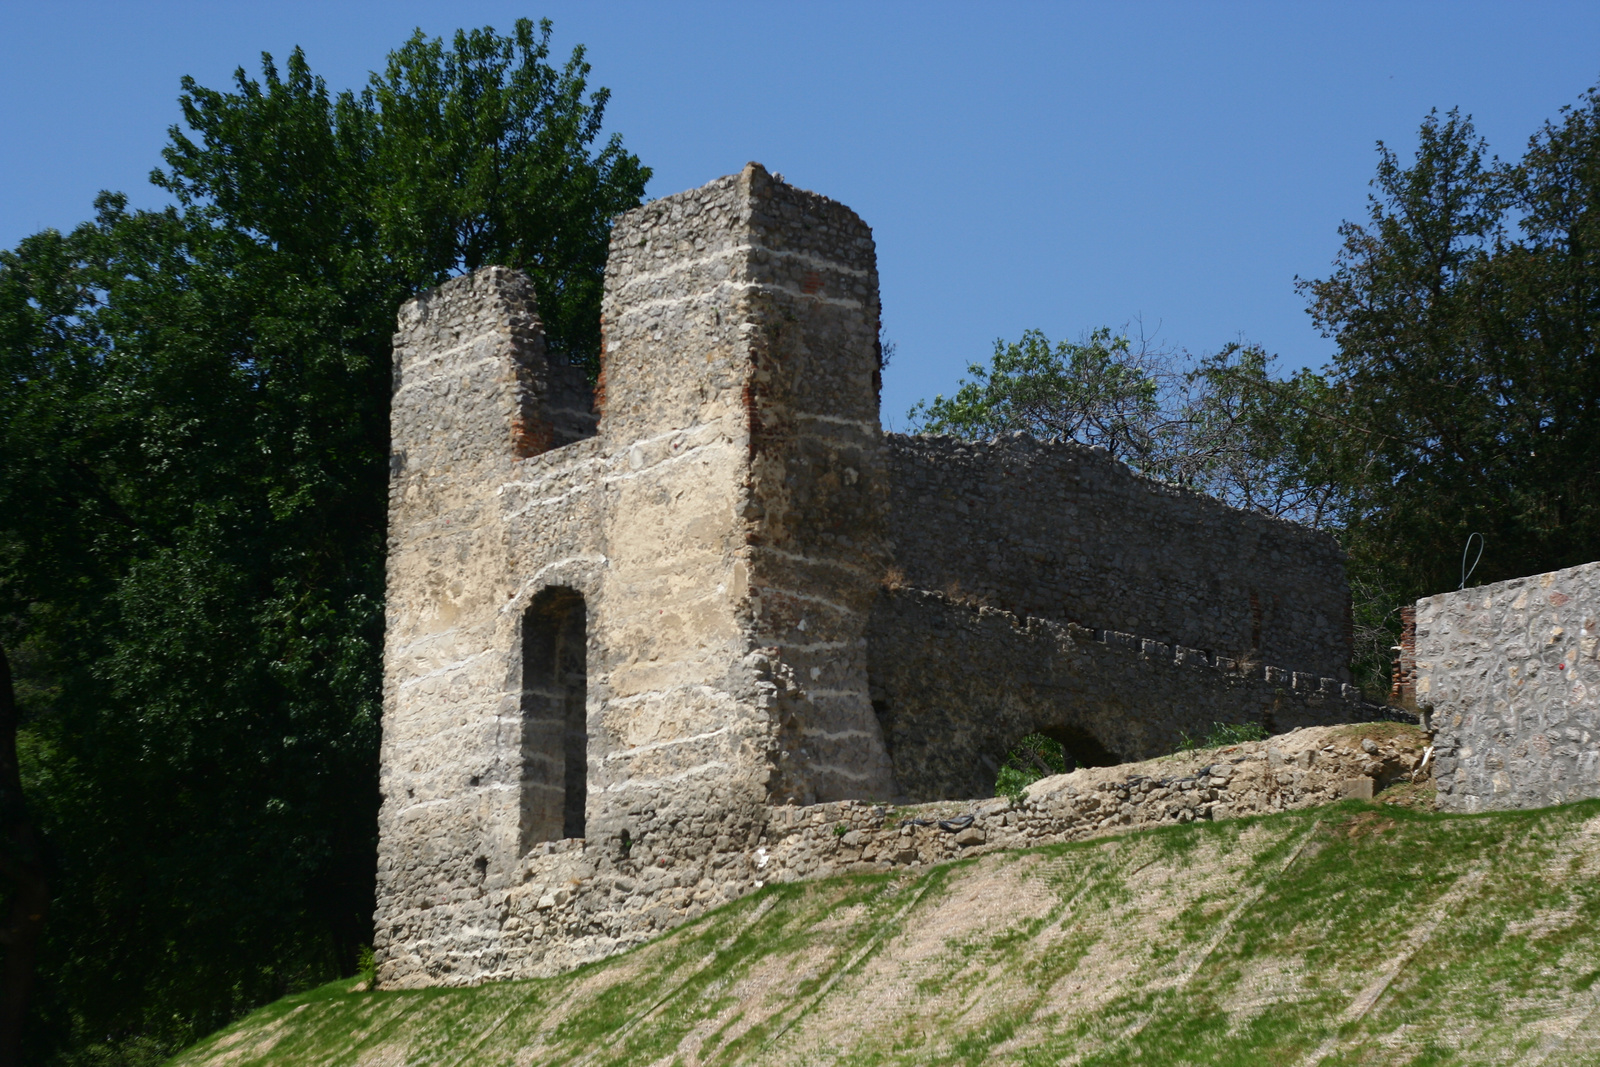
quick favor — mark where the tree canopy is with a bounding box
[0,20,647,1065]
[911,82,1600,691]
[907,330,1340,526]
[1299,96,1600,599]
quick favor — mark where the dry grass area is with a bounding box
[173,791,1600,1066]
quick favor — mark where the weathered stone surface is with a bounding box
[869,588,1392,800]
[1342,777,1374,800]
[374,165,1370,989]
[1412,560,1600,812]
[886,433,1352,679]
[376,165,899,987]
[435,724,1426,985]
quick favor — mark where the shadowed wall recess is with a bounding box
[521,588,587,850]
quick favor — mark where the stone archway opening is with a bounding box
[520,587,588,850]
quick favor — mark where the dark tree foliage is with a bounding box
[1300,92,1600,607]
[0,20,647,1064]
[0,645,49,1067]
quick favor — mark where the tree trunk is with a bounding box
[0,647,47,1067]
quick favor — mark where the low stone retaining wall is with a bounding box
[757,722,1428,875]
[394,724,1428,987]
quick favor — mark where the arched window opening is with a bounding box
[520,587,588,850]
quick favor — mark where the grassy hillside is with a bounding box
[174,799,1600,1066]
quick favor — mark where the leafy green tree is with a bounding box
[908,328,1160,461]
[912,87,1600,695]
[0,644,49,1067]
[994,734,1071,802]
[1300,93,1600,603]
[907,330,1338,525]
[0,20,647,1064]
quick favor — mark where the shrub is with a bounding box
[1177,721,1268,753]
[995,734,1073,801]
[356,945,376,991]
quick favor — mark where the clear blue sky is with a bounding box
[4,2,1598,424]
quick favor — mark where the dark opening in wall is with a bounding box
[1036,724,1121,770]
[520,587,588,850]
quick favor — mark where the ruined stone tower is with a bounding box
[375,165,1366,987]
[377,165,903,982]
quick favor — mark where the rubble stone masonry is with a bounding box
[390,723,1428,991]
[374,165,1369,987]
[1414,561,1600,812]
[869,588,1384,801]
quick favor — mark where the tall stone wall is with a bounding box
[379,267,600,982]
[593,164,895,815]
[582,169,786,862]
[1415,561,1600,812]
[884,434,1351,679]
[869,588,1390,801]
[736,172,896,803]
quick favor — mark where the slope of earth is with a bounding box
[175,795,1600,1066]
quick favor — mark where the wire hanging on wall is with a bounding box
[1460,532,1484,590]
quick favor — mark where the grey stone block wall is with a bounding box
[885,434,1352,679]
[1415,561,1600,812]
[869,588,1387,801]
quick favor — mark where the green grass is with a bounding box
[171,799,1600,1066]
[1177,720,1271,753]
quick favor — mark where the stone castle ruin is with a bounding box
[374,164,1386,987]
